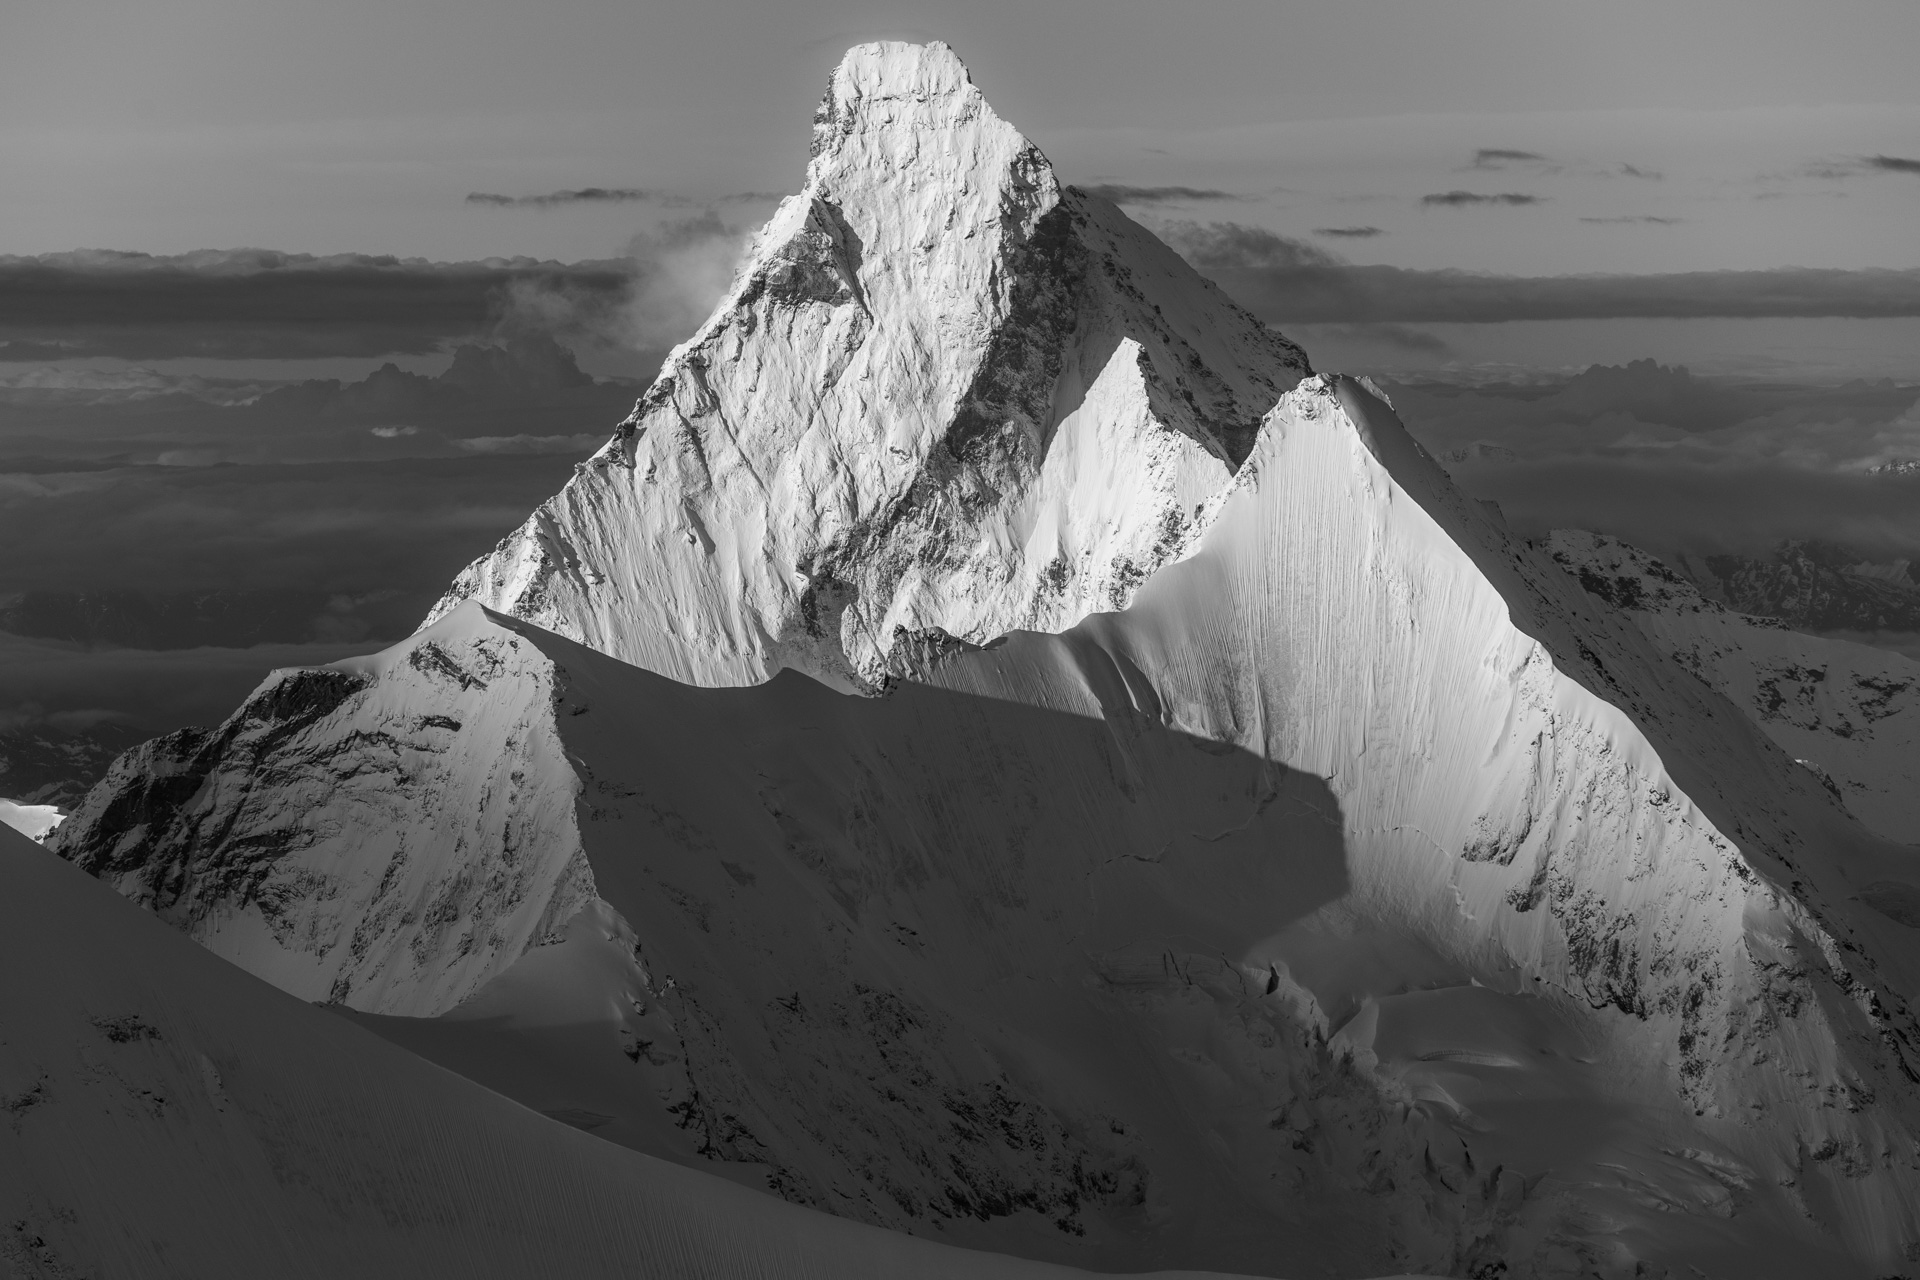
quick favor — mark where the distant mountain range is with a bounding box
[1687,540,1920,632]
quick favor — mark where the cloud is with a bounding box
[1292,322,1451,356]
[1079,184,1242,204]
[455,432,605,454]
[1421,191,1545,207]
[1472,149,1548,168]
[1380,361,1920,562]
[0,632,377,737]
[0,249,633,361]
[1579,215,1682,225]
[1616,164,1664,180]
[0,452,580,599]
[1313,226,1384,238]
[1798,154,1920,181]
[612,212,752,352]
[1157,221,1920,322]
[0,210,762,365]
[466,188,668,208]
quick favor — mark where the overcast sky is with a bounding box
[5,0,1918,272]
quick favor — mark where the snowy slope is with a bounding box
[429,41,1307,690]
[4,822,1326,1280]
[1548,530,1920,845]
[0,798,63,841]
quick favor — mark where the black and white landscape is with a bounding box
[5,21,1920,1280]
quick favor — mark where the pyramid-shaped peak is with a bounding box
[433,38,1308,689]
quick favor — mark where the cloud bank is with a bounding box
[1421,191,1545,207]
[0,216,753,364]
[1384,360,1920,564]
[1160,222,1920,323]
[466,188,664,208]
[1079,184,1241,204]
[1472,149,1547,168]
[0,250,633,361]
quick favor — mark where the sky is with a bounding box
[3,0,1916,263]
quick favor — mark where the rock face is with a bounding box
[48,40,1920,1280]
[1688,539,1920,634]
[1551,529,1920,844]
[57,640,594,1011]
[429,42,1307,690]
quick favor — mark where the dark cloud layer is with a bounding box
[466,188,662,208]
[1314,226,1385,238]
[1579,215,1681,225]
[0,249,633,361]
[1079,184,1241,204]
[1422,191,1545,207]
[1160,222,1920,322]
[1384,361,1920,568]
[1868,155,1920,175]
[1472,149,1547,168]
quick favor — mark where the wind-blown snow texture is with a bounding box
[48,41,1920,1280]
[428,42,1308,690]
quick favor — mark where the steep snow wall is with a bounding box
[1548,529,1920,845]
[429,41,1307,689]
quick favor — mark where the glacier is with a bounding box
[38,38,1920,1280]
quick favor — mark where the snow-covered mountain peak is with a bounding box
[431,42,1308,689]
[808,41,1007,173]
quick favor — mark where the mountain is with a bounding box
[44,40,1920,1280]
[0,822,1314,1280]
[0,714,140,810]
[1549,531,1920,845]
[429,41,1308,689]
[1684,540,1920,634]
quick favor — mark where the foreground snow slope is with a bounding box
[1548,530,1920,845]
[4,824,1338,1280]
[429,41,1307,689]
[58,379,1920,1278]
